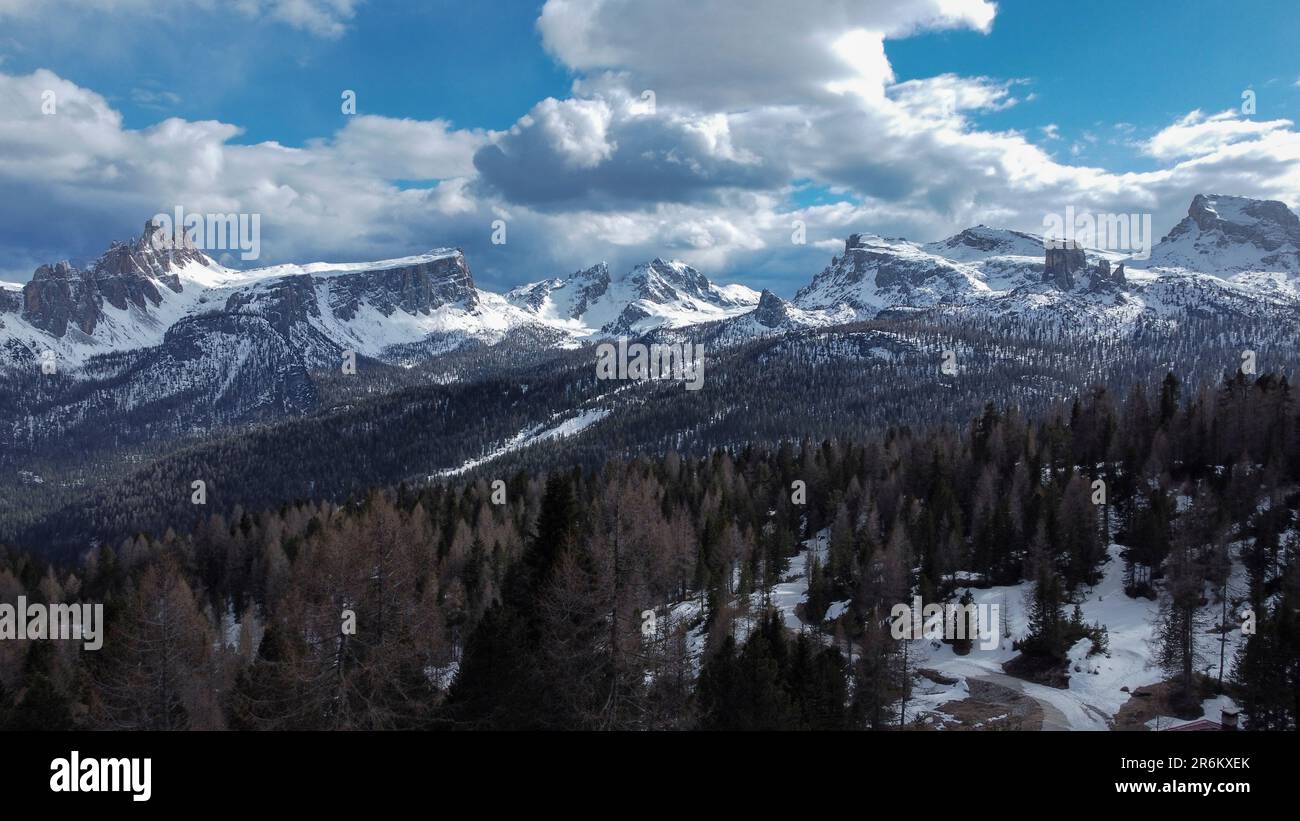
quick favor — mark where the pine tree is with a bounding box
[1157,539,1205,713]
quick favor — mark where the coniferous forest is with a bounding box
[3,369,1297,731]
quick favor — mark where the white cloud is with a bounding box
[537,0,995,108]
[328,115,492,179]
[1144,109,1293,160]
[4,0,1300,295]
[527,97,617,169]
[889,74,1022,120]
[0,68,486,278]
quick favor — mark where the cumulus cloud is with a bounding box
[473,90,781,209]
[0,68,489,278]
[1143,109,1294,160]
[4,0,1300,296]
[537,0,995,108]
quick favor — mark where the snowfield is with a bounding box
[664,534,1250,731]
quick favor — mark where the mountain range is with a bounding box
[2,193,1300,454]
[5,193,1299,371]
[7,193,1300,552]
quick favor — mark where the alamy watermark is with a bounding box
[50,751,151,802]
[1042,206,1153,260]
[595,338,705,391]
[149,206,261,261]
[0,596,103,650]
[890,595,999,651]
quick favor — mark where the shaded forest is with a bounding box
[2,369,1298,730]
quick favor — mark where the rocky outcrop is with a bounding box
[794,233,982,314]
[1088,259,1127,291]
[1148,194,1300,273]
[327,251,478,322]
[753,289,793,328]
[22,261,101,337]
[1044,242,1085,289]
[21,220,212,337]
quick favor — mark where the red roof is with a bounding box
[1164,719,1222,731]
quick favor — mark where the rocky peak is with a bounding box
[507,262,610,318]
[1044,241,1085,289]
[93,220,212,291]
[630,258,715,305]
[569,262,612,317]
[19,221,214,337]
[1087,258,1126,291]
[752,289,793,328]
[926,225,1043,259]
[325,250,479,323]
[1149,194,1300,274]
[1181,193,1300,238]
[32,260,79,282]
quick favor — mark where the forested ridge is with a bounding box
[8,310,1300,556]
[2,369,1298,730]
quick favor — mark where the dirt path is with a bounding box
[970,673,1075,731]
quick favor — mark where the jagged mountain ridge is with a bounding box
[504,257,759,336]
[4,194,1300,451]
[5,193,1300,371]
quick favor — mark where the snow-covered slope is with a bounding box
[793,233,993,314]
[789,195,1300,333]
[1144,193,1300,276]
[0,222,575,369]
[507,257,759,337]
[6,193,1298,375]
[5,191,1300,447]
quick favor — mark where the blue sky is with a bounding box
[1,0,1298,294]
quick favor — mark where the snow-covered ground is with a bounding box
[661,530,1253,731]
[430,407,611,478]
[907,542,1249,730]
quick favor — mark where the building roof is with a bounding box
[1164,718,1223,732]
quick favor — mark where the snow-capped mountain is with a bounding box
[506,257,759,336]
[5,193,1300,449]
[0,220,574,370]
[787,195,1300,331]
[9,193,1297,377]
[1,223,768,373]
[794,232,993,314]
[1145,193,1300,276]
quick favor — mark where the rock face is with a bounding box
[507,257,757,336]
[224,274,323,335]
[21,220,210,337]
[326,251,479,321]
[1044,242,1085,289]
[1088,259,1127,290]
[1147,193,1300,273]
[752,289,792,328]
[0,287,20,314]
[22,261,104,337]
[795,233,981,313]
